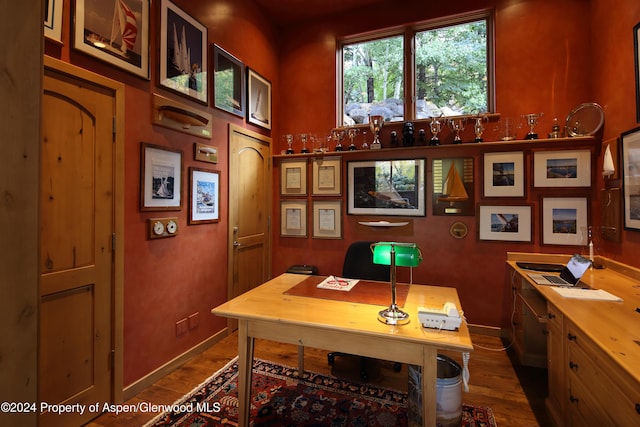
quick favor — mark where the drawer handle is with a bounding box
[569,361,578,371]
[547,312,556,319]
[636,403,640,414]
[570,395,580,404]
[567,333,577,341]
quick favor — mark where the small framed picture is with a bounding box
[159,0,208,104]
[312,200,342,239]
[44,0,64,43]
[312,157,342,196]
[478,204,532,242]
[280,159,307,196]
[188,167,220,224]
[533,150,591,187]
[621,126,640,230]
[213,44,245,117]
[634,22,640,122]
[541,197,589,245]
[432,157,474,215]
[73,0,150,79]
[280,200,307,237]
[483,152,524,197]
[247,68,271,130]
[140,143,183,211]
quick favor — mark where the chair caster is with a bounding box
[393,362,402,372]
[328,353,335,366]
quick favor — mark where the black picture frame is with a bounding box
[621,126,640,230]
[159,0,208,104]
[213,44,245,117]
[247,68,272,130]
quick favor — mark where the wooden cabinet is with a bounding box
[507,253,640,427]
[545,303,565,427]
[565,323,640,426]
[510,272,547,368]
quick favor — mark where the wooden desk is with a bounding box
[211,273,473,427]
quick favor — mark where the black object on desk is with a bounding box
[516,262,564,272]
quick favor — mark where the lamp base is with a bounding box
[378,306,410,325]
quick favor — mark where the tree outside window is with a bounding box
[340,13,492,127]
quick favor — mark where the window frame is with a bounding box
[337,9,495,127]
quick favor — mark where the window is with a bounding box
[339,11,493,127]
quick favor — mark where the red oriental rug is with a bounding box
[145,357,496,427]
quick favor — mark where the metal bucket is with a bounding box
[408,355,463,427]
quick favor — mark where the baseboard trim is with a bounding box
[468,323,508,338]
[123,328,229,401]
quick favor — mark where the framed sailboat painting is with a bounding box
[73,0,150,79]
[159,0,208,104]
[432,158,475,216]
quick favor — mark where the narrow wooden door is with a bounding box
[39,69,115,426]
[228,125,271,312]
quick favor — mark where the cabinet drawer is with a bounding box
[567,374,614,427]
[567,325,640,426]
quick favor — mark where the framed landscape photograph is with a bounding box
[533,150,591,187]
[635,22,640,122]
[478,204,532,242]
[280,200,307,237]
[188,167,220,224]
[44,0,64,43]
[159,0,208,104]
[247,68,272,130]
[73,0,150,78]
[347,158,425,216]
[483,152,524,197]
[312,200,342,239]
[140,143,182,211]
[213,44,245,117]
[541,197,588,245]
[621,126,640,230]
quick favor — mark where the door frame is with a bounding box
[43,56,125,402]
[227,124,272,305]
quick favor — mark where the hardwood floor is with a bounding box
[87,332,550,426]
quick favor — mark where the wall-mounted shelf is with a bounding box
[272,136,597,159]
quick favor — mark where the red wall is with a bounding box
[272,0,640,329]
[46,0,278,386]
[43,0,640,388]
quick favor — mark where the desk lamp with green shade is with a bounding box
[371,241,423,325]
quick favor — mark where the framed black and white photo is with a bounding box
[483,152,524,197]
[159,0,208,104]
[621,126,640,230]
[478,204,532,242]
[347,159,425,216]
[213,44,245,117]
[541,197,588,246]
[533,150,591,187]
[280,200,307,237]
[188,167,220,224]
[74,0,150,78]
[247,68,272,130]
[312,156,341,196]
[312,200,342,239]
[45,0,64,43]
[140,143,182,211]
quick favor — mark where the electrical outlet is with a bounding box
[176,318,188,336]
[188,312,199,329]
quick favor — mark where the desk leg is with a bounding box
[297,345,304,376]
[237,320,254,427]
[421,347,437,427]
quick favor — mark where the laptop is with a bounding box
[523,254,591,286]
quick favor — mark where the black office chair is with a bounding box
[327,241,400,380]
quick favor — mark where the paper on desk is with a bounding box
[550,287,623,302]
[317,275,359,291]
